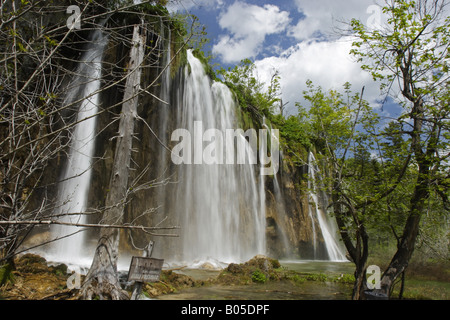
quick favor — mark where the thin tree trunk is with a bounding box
[377,98,435,297]
[81,24,146,300]
[398,271,406,299]
[331,181,369,300]
[378,196,423,296]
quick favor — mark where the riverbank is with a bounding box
[0,253,448,300]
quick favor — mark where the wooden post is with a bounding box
[130,241,154,300]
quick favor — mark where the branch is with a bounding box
[0,220,180,236]
[339,86,365,178]
[355,152,412,210]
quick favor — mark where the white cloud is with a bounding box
[212,1,291,63]
[173,1,391,116]
[289,0,383,40]
[254,36,380,116]
[210,0,385,113]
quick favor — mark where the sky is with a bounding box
[166,0,398,117]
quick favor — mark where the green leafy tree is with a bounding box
[349,0,449,297]
[297,81,380,299]
[218,59,281,124]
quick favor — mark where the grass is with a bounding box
[364,243,450,300]
[390,278,450,300]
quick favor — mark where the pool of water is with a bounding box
[280,260,355,276]
[158,281,351,300]
[158,260,354,300]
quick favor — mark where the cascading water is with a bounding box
[40,26,347,268]
[46,30,107,265]
[307,152,347,261]
[167,50,266,266]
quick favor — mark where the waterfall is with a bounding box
[307,152,347,261]
[47,30,107,265]
[39,26,347,268]
[167,50,266,266]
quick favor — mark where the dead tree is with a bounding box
[81,24,146,300]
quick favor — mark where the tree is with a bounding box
[297,80,380,299]
[218,59,281,123]
[80,23,145,300]
[349,0,449,297]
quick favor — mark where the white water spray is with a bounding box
[307,152,347,261]
[168,50,267,266]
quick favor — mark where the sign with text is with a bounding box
[127,257,164,282]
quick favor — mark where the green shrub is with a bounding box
[305,273,328,282]
[290,274,306,285]
[251,269,267,284]
[334,273,355,284]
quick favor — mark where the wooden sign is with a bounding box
[127,256,164,282]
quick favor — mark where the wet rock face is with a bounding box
[265,160,320,260]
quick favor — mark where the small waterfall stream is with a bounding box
[47,30,107,265]
[307,152,347,261]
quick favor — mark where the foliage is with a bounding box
[296,80,375,158]
[251,269,267,284]
[293,0,450,298]
[304,273,328,282]
[335,273,356,284]
[350,0,450,97]
[288,273,306,285]
[270,113,311,163]
[218,59,281,125]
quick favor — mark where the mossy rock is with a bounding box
[244,255,280,273]
[162,270,196,288]
[226,263,244,274]
[143,270,200,298]
[16,253,46,265]
[217,255,282,285]
[49,263,68,276]
[0,263,15,286]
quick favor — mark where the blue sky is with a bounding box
[167,0,394,117]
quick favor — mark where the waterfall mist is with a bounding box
[157,50,267,267]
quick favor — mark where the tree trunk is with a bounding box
[81,24,146,300]
[331,181,369,300]
[377,188,424,296]
[376,98,435,297]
